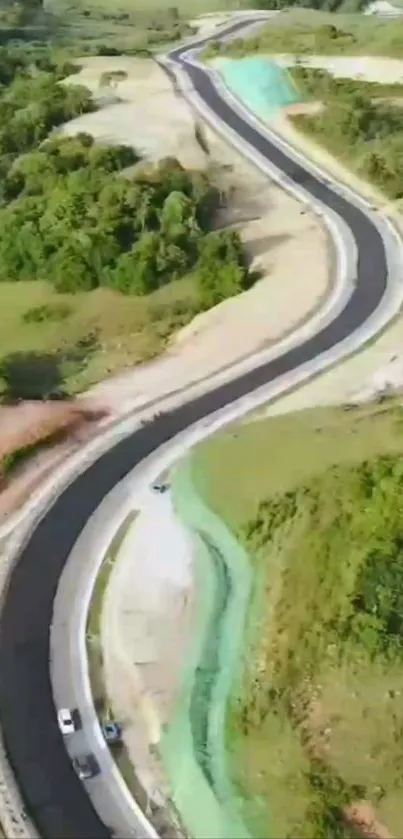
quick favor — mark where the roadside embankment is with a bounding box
[162,461,251,839]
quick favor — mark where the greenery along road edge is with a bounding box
[203,19,403,204]
[162,460,253,839]
[189,400,403,837]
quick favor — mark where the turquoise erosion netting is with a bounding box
[161,460,252,839]
[215,56,302,119]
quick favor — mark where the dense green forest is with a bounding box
[0,47,249,302]
[0,2,195,53]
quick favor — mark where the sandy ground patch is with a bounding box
[345,801,393,839]
[252,316,403,421]
[101,489,195,804]
[0,401,108,518]
[61,57,204,168]
[284,100,323,116]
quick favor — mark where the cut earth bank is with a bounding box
[0,53,330,519]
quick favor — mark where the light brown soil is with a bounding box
[344,801,394,839]
[0,400,105,459]
[0,401,109,518]
[284,100,323,116]
[299,692,394,839]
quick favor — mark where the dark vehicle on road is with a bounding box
[102,721,123,745]
[151,482,169,494]
[72,754,99,781]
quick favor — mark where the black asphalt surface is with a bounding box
[0,21,389,839]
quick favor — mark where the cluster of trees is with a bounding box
[0,48,93,163]
[0,135,249,301]
[0,46,250,305]
[292,67,403,199]
[0,0,44,27]
[0,1,194,50]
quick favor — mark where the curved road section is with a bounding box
[0,16,390,839]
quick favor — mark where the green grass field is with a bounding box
[191,399,403,837]
[0,275,201,396]
[191,399,403,528]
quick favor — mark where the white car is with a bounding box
[57,708,75,736]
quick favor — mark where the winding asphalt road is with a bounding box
[0,16,389,839]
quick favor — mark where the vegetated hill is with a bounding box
[191,399,403,838]
[207,13,403,59]
[206,41,403,201]
[0,44,253,396]
[289,66,403,200]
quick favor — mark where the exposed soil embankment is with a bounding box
[0,401,108,517]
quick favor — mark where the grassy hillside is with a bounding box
[191,399,403,838]
[39,0,237,54]
[205,12,403,58]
